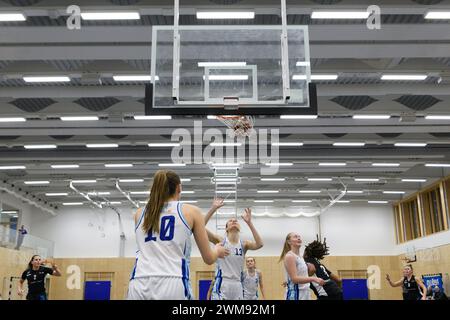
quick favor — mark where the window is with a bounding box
[421,186,446,235]
[394,205,404,244]
[401,197,422,241]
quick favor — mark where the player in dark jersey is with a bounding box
[304,236,343,300]
[386,264,426,300]
[18,255,61,300]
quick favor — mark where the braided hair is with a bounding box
[304,235,330,260]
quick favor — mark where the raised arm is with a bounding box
[204,198,225,225]
[385,274,403,287]
[241,208,264,252]
[285,254,325,286]
[189,205,229,265]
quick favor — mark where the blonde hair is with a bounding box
[142,170,181,234]
[279,232,295,262]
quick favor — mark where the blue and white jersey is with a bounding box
[285,252,309,300]
[242,270,260,300]
[214,237,245,283]
[131,201,192,283]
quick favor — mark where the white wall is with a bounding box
[395,229,450,255]
[30,203,398,258]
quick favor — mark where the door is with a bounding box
[84,281,111,300]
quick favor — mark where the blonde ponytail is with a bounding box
[142,170,181,234]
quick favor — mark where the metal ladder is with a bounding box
[211,166,240,233]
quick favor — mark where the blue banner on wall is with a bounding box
[422,274,444,292]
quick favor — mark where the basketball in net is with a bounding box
[217,115,255,138]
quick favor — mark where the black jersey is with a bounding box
[305,257,342,299]
[402,275,422,300]
[21,266,53,295]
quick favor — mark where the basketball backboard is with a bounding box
[145,25,317,116]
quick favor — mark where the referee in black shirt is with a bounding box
[18,255,61,300]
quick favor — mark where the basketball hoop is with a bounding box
[217,115,255,138]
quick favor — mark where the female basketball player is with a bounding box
[18,255,61,300]
[280,232,325,300]
[205,206,264,300]
[127,170,229,300]
[386,264,427,300]
[242,257,266,300]
[304,236,343,300]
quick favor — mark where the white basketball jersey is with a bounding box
[130,201,192,281]
[285,252,309,293]
[214,237,244,282]
[242,270,260,299]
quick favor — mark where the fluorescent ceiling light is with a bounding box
[272,142,304,147]
[104,164,133,168]
[311,11,370,19]
[216,190,237,194]
[198,62,246,67]
[134,115,172,120]
[425,115,450,120]
[0,166,26,170]
[60,116,99,121]
[23,76,70,83]
[0,117,26,122]
[260,178,286,182]
[265,162,293,166]
[425,163,450,168]
[210,142,242,147]
[88,192,111,196]
[113,75,153,82]
[296,61,311,67]
[101,201,122,205]
[308,178,332,181]
[401,179,427,183]
[355,178,379,182]
[130,191,150,195]
[119,179,144,183]
[257,190,279,194]
[425,11,450,19]
[72,180,96,184]
[280,115,318,120]
[196,11,255,19]
[368,201,388,204]
[205,75,249,81]
[333,142,365,147]
[337,200,350,203]
[1,210,19,214]
[383,191,405,194]
[158,163,186,167]
[293,74,338,81]
[292,200,312,203]
[45,193,68,196]
[0,13,26,21]
[182,200,198,204]
[207,115,218,120]
[148,143,180,147]
[24,145,57,149]
[86,144,119,148]
[394,143,427,147]
[181,191,195,194]
[299,190,321,193]
[81,12,140,20]
[211,163,241,168]
[181,178,191,182]
[353,115,391,120]
[347,190,364,194]
[214,178,238,182]
[254,200,274,203]
[381,75,427,81]
[319,162,347,166]
[63,202,84,206]
[51,164,79,169]
[372,163,400,167]
[24,181,50,185]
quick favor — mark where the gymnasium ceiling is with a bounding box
[1,0,450,214]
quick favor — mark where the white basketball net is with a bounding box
[217,115,255,138]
